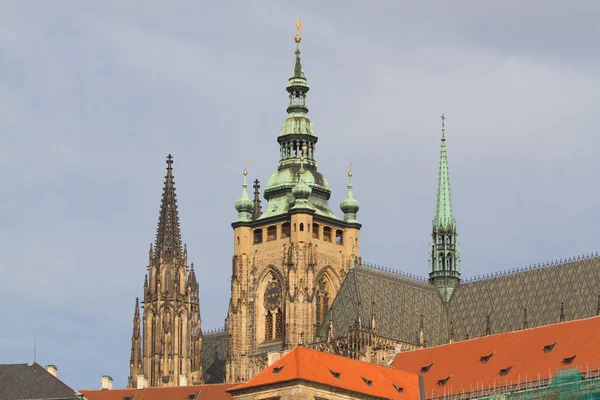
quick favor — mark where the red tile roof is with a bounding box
[80,383,234,400]
[228,346,420,399]
[391,316,600,398]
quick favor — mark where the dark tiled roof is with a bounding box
[203,331,228,384]
[450,256,600,340]
[0,363,79,400]
[318,266,448,346]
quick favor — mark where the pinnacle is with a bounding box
[433,133,456,231]
[154,154,183,261]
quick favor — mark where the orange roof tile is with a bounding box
[391,316,600,398]
[228,346,420,399]
[80,383,234,400]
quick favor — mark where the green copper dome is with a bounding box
[234,173,253,222]
[340,172,360,223]
[291,165,312,208]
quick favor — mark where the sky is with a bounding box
[1,0,599,391]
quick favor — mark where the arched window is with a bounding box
[447,254,453,271]
[236,236,240,245]
[312,223,319,239]
[323,227,332,242]
[299,223,304,231]
[263,278,283,343]
[254,229,263,244]
[267,225,277,241]
[335,230,343,245]
[446,235,452,244]
[281,222,291,238]
[439,253,445,271]
[275,310,283,339]
[316,276,331,331]
[265,312,273,341]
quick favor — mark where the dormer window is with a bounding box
[563,355,577,365]
[480,352,494,363]
[273,365,285,375]
[544,341,558,353]
[329,369,341,379]
[499,365,513,376]
[361,377,373,387]
[437,376,451,387]
[392,384,404,393]
[420,362,434,374]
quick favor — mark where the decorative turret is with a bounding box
[128,298,142,388]
[340,166,360,223]
[251,179,262,220]
[429,114,460,302]
[292,152,312,209]
[234,169,254,222]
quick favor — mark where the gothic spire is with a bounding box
[429,115,461,302]
[154,154,182,262]
[129,298,142,380]
[251,179,262,220]
[434,114,456,231]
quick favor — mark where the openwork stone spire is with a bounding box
[128,297,142,388]
[434,114,456,231]
[154,154,182,261]
[429,115,460,302]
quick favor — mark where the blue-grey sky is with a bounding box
[1,0,598,391]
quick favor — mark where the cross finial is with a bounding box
[440,113,447,138]
[166,154,174,168]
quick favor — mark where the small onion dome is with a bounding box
[292,163,312,208]
[340,171,360,222]
[234,170,253,221]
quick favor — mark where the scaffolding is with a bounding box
[485,368,600,400]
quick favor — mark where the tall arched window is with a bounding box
[263,278,283,342]
[316,276,330,331]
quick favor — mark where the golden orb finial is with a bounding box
[348,161,353,177]
[243,169,248,176]
[348,171,353,177]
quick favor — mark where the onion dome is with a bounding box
[340,171,360,223]
[292,163,312,209]
[234,170,253,222]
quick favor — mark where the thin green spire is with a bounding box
[433,114,456,231]
[234,169,253,222]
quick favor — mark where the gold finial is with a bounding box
[300,145,307,162]
[244,160,250,175]
[348,161,353,177]
[295,18,302,43]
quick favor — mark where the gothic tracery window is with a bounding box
[263,278,283,342]
[316,276,330,330]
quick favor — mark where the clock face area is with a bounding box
[264,281,282,311]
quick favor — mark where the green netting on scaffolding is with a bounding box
[486,368,600,400]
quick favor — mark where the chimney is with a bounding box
[179,374,188,386]
[100,376,113,390]
[45,365,58,377]
[136,374,148,390]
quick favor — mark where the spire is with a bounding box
[341,164,360,223]
[251,179,262,220]
[154,154,182,262]
[370,301,377,332]
[418,314,425,347]
[130,298,141,364]
[429,114,460,302]
[434,114,456,231]
[234,168,254,222]
[187,263,198,292]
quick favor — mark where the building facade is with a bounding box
[128,155,203,387]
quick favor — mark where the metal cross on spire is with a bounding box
[440,113,447,138]
[166,154,174,168]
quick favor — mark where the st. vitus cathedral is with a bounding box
[127,26,600,387]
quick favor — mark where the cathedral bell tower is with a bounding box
[428,115,461,302]
[127,154,203,387]
[226,21,362,383]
